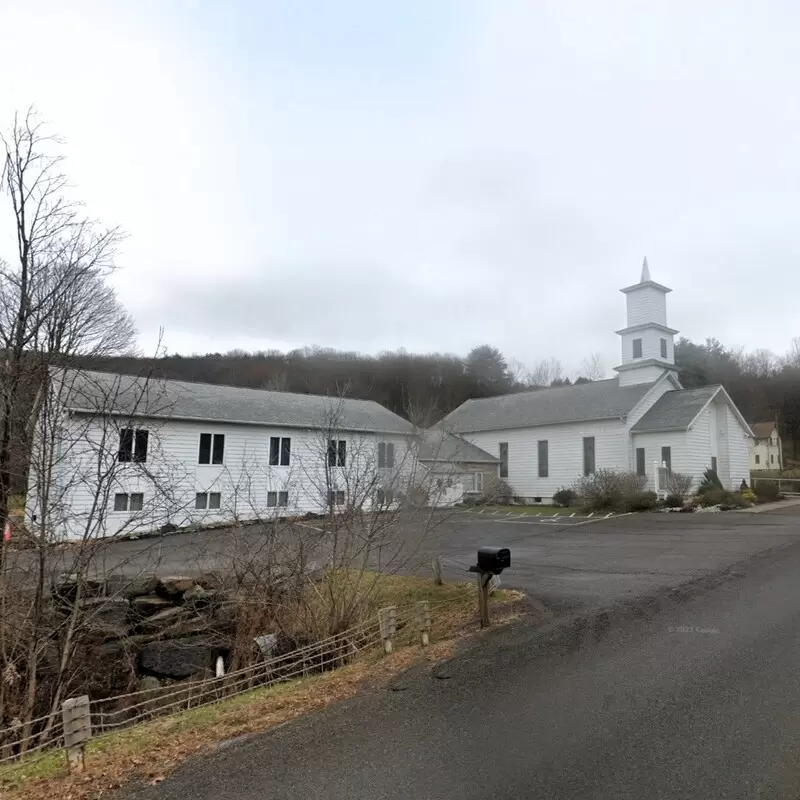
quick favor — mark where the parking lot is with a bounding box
[419,505,800,608]
[29,503,800,612]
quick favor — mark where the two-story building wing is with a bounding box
[26,369,416,540]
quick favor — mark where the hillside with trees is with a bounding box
[94,337,800,462]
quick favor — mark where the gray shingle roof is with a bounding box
[630,386,720,433]
[55,369,414,434]
[418,431,499,463]
[441,378,653,433]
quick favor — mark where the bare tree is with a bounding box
[528,357,563,388]
[0,108,139,752]
[576,352,605,381]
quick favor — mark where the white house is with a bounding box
[26,369,418,540]
[749,421,783,471]
[440,261,753,500]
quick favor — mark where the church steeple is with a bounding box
[613,260,680,387]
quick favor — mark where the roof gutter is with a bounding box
[66,408,415,437]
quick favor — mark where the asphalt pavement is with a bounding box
[121,506,800,799]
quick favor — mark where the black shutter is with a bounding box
[387,443,395,468]
[328,440,337,467]
[199,433,211,464]
[269,437,280,466]
[134,430,149,463]
[338,440,346,467]
[212,434,225,465]
[378,442,386,468]
[118,429,134,462]
[636,447,646,476]
[281,438,291,466]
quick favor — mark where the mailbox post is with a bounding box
[469,547,511,628]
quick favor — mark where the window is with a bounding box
[660,338,668,359]
[270,437,291,466]
[499,442,509,478]
[661,446,672,474]
[198,433,225,465]
[328,490,346,506]
[378,442,395,468]
[538,440,548,478]
[328,439,347,467]
[118,428,149,463]
[267,491,289,508]
[114,492,143,512]
[583,437,595,476]
[755,454,760,465]
[475,472,483,493]
[636,447,646,476]
[632,338,643,359]
[195,492,221,510]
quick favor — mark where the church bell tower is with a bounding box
[614,258,680,387]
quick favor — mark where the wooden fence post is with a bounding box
[432,556,443,586]
[62,695,91,773]
[476,572,490,628]
[416,601,431,647]
[378,606,397,655]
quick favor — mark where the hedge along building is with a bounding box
[25,368,420,540]
[440,261,753,502]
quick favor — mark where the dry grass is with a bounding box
[0,576,527,800]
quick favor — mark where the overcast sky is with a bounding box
[2,0,799,376]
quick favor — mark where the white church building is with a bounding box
[440,261,753,500]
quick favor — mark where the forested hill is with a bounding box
[93,338,800,458]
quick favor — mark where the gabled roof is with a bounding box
[630,385,721,433]
[418,431,499,464]
[53,369,415,435]
[751,421,777,440]
[440,378,653,434]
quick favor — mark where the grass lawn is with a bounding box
[0,573,525,800]
[478,504,580,516]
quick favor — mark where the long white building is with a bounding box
[26,369,417,540]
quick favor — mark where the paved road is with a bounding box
[125,526,800,800]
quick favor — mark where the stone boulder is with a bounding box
[104,575,159,599]
[77,597,131,639]
[136,606,187,633]
[130,595,175,617]
[139,637,221,679]
[155,576,196,600]
[52,573,105,606]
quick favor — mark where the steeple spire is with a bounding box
[641,256,650,283]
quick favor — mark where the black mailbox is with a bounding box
[477,546,511,575]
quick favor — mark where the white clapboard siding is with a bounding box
[463,420,628,501]
[725,405,751,489]
[27,414,415,540]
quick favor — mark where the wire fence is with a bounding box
[0,597,468,770]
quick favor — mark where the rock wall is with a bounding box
[53,573,241,689]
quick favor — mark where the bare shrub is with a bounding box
[666,472,693,497]
[574,469,647,511]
